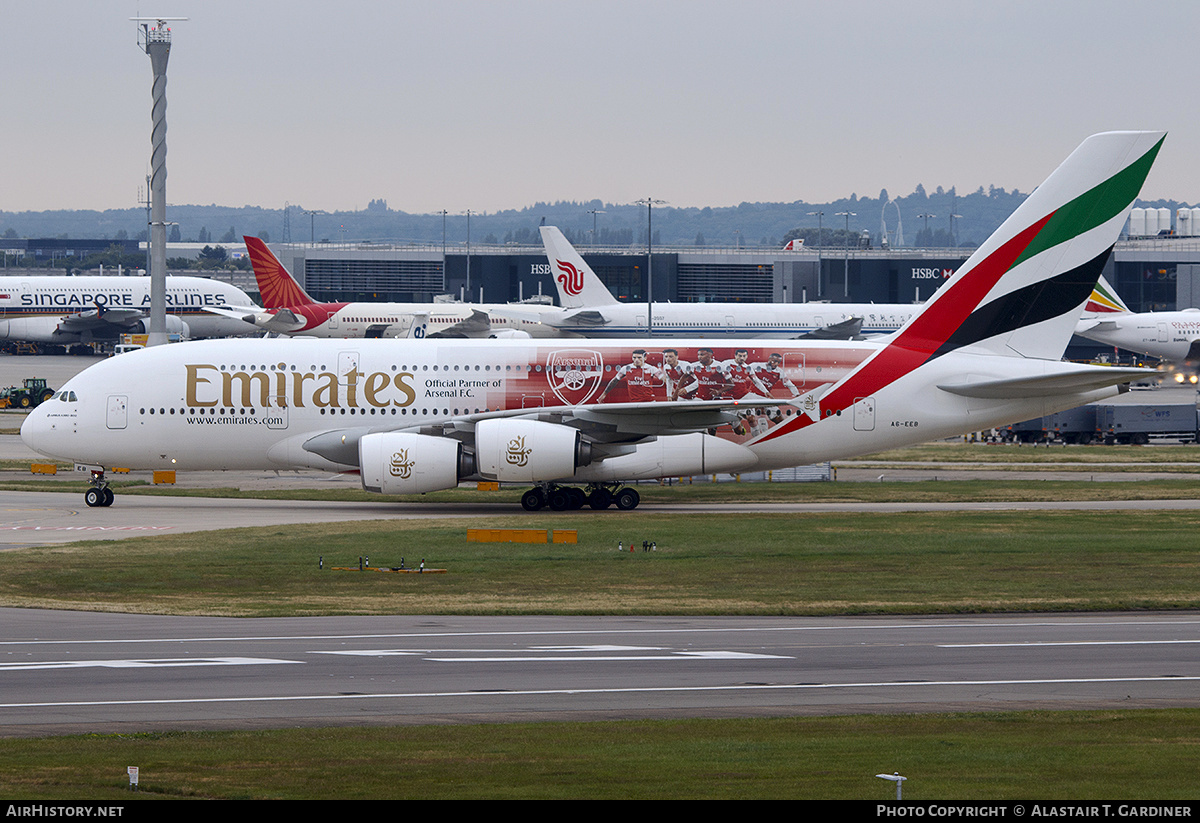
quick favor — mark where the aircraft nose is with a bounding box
[20,403,59,459]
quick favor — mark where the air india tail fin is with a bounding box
[539,226,621,308]
[243,236,315,309]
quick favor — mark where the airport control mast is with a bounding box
[132,16,186,347]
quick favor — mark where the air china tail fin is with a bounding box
[243,236,316,309]
[1084,275,1133,314]
[539,226,620,308]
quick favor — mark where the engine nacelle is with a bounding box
[576,433,758,481]
[475,419,590,483]
[359,432,467,494]
[487,329,532,339]
[133,315,190,339]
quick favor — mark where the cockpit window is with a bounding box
[69,391,77,402]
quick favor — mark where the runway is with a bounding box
[0,610,1196,736]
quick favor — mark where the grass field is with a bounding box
[2,711,1198,799]
[0,508,1198,616]
[2,467,1199,799]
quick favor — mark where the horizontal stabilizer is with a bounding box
[937,365,1155,399]
[797,316,863,340]
[555,309,610,327]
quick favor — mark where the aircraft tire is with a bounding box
[520,489,544,511]
[84,488,103,508]
[588,489,612,510]
[548,488,572,511]
[614,487,640,510]
[102,488,114,507]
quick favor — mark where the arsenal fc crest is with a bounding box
[546,349,604,405]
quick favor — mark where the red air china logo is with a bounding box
[546,349,604,406]
[555,260,585,296]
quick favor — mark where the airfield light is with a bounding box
[876,771,907,800]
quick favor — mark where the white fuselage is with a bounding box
[1076,310,1200,361]
[257,301,570,339]
[22,337,1124,482]
[554,301,917,338]
[0,276,257,342]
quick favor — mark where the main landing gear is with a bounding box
[520,483,640,512]
[84,469,114,508]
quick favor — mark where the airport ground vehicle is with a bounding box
[1004,402,1199,445]
[1095,403,1200,444]
[0,378,54,409]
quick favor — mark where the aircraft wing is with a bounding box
[204,305,304,334]
[56,307,147,333]
[430,309,491,337]
[1074,319,1120,334]
[937,365,1156,399]
[297,397,772,466]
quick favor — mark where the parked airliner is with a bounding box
[206,237,568,339]
[540,226,917,338]
[1075,276,1200,362]
[23,131,1165,511]
[0,275,257,346]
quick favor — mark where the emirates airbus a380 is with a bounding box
[23,131,1165,511]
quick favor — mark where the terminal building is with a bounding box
[264,236,1200,319]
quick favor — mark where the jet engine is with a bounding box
[487,329,532,339]
[133,315,190,339]
[475,419,591,483]
[359,432,472,494]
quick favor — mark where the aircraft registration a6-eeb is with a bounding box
[23,131,1166,509]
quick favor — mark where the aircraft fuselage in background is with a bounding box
[0,275,257,343]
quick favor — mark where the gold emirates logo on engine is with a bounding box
[389,449,414,479]
[506,435,532,467]
[185,364,417,408]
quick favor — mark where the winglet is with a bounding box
[243,236,315,309]
[539,226,620,308]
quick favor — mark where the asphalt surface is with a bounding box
[1,611,1196,736]
[1,353,1198,735]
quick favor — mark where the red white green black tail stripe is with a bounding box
[759,131,1165,444]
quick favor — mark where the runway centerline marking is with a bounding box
[4,619,1200,648]
[1,675,1198,710]
[0,657,299,671]
[940,640,1200,648]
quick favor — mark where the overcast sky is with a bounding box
[4,0,1197,215]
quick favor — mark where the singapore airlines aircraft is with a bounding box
[540,225,916,338]
[1074,276,1200,362]
[206,237,567,339]
[23,131,1164,511]
[0,275,258,346]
